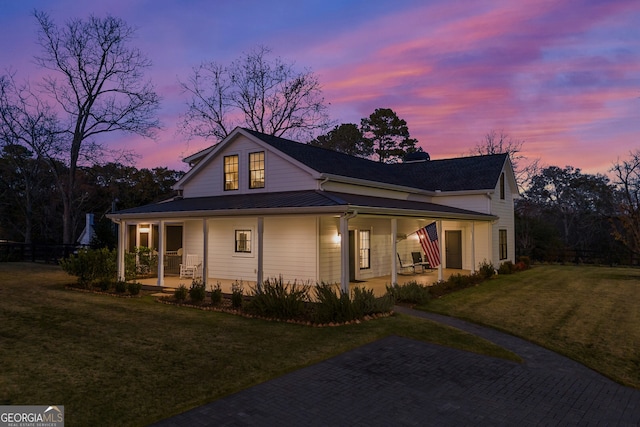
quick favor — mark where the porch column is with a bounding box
[391,218,398,285]
[117,220,126,281]
[257,217,264,292]
[202,218,208,287]
[339,214,350,293]
[437,220,444,282]
[157,220,165,287]
[470,222,476,273]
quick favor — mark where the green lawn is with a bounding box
[424,264,640,388]
[0,263,514,427]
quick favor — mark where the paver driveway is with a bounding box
[152,307,640,426]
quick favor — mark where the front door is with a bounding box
[445,230,462,269]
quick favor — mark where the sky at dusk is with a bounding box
[1,0,638,175]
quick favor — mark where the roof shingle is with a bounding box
[242,128,507,192]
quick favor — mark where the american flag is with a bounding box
[416,222,440,267]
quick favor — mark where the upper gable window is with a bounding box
[249,151,265,189]
[224,155,239,191]
[499,172,505,200]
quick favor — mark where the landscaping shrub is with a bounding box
[124,247,158,281]
[124,251,138,281]
[115,280,127,293]
[189,279,206,303]
[498,261,515,274]
[61,247,117,288]
[312,283,354,324]
[517,256,531,270]
[428,272,484,298]
[386,281,431,305]
[97,278,111,291]
[174,284,188,301]
[351,286,393,316]
[477,260,496,279]
[231,282,243,308]
[246,276,309,319]
[127,282,142,295]
[311,283,392,324]
[210,282,223,306]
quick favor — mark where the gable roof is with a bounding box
[242,128,509,193]
[178,127,512,194]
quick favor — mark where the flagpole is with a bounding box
[437,220,443,282]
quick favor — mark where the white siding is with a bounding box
[182,219,204,265]
[206,218,258,283]
[432,194,490,214]
[491,171,516,264]
[183,135,317,198]
[318,216,341,284]
[263,216,317,283]
[348,218,392,280]
[187,216,320,284]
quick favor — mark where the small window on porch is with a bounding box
[499,229,508,260]
[249,151,265,189]
[235,230,251,253]
[359,230,370,269]
[224,155,239,190]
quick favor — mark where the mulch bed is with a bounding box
[156,295,394,327]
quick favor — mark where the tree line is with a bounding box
[0,11,638,265]
[0,147,183,245]
[516,159,639,265]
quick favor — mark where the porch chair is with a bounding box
[411,252,432,272]
[397,253,416,274]
[180,254,202,279]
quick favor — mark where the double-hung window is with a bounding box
[359,230,371,269]
[235,230,251,253]
[224,155,239,190]
[249,151,265,189]
[499,229,508,260]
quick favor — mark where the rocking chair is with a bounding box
[179,254,202,279]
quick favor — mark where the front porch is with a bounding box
[137,268,470,297]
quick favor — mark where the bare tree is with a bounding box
[17,11,160,244]
[610,150,640,257]
[470,130,539,190]
[179,46,330,142]
[0,73,63,242]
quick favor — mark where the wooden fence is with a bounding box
[0,242,78,263]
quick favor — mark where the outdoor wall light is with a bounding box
[333,233,341,244]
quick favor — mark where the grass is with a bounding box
[424,264,640,388]
[0,262,515,427]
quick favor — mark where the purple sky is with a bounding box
[1,0,638,174]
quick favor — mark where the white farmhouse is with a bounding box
[109,127,517,292]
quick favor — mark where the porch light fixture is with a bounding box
[139,224,150,233]
[333,233,341,244]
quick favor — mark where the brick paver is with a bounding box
[152,307,640,426]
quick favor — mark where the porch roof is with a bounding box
[110,190,496,221]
